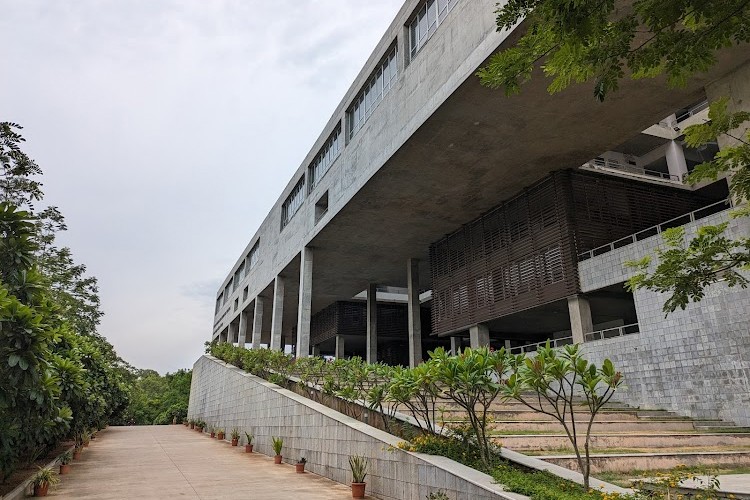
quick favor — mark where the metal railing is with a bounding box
[578,198,730,261]
[508,323,641,355]
[584,158,682,182]
[584,323,640,342]
[509,335,573,355]
[676,100,709,122]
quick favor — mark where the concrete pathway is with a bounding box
[50,426,356,499]
[681,474,750,496]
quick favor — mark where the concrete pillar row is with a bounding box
[311,345,321,357]
[335,335,345,359]
[366,283,378,364]
[469,324,490,348]
[568,294,593,344]
[228,321,239,345]
[237,310,248,347]
[296,247,313,359]
[407,258,423,367]
[270,276,285,351]
[219,328,228,344]
[251,296,264,349]
[665,140,688,180]
[450,336,460,356]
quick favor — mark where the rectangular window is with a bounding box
[347,43,398,140]
[281,177,306,229]
[308,123,342,193]
[224,280,232,303]
[408,0,459,61]
[216,293,223,314]
[246,240,260,269]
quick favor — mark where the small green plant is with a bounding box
[272,436,283,455]
[349,455,368,483]
[31,467,60,488]
[427,492,450,500]
[244,432,253,444]
[58,450,73,465]
[231,428,240,440]
[297,457,306,464]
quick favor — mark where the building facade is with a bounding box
[211,0,750,425]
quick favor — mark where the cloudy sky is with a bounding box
[0,1,403,373]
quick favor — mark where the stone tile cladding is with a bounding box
[188,355,525,500]
[579,210,750,426]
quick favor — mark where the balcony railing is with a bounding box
[509,336,573,355]
[584,323,640,342]
[578,198,730,261]
[676,100,709,122]
[584,158,682,182]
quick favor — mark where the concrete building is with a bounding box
[211,0,750,425]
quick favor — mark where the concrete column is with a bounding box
[504,339,512,350]
[568,295,593,344]
[312,345,321,357]
[469,324,490,348]
[450,336,460,356]
[335,335,345,359]
[228,321,238,345]
[270,276,285,351]
[296,247,313,359]
[665,140,688,180]
[407,258,423,367]
[219,328,228,343]
[366,283,377,364]
[251,297,264,349]
[237,311,248,347]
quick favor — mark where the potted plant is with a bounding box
[183,418,189,427]
[231,428,240,446]
[244,432,254,453]
[31,467,60,497]
[209,426,216,439]
[196,420,205,432]
[58,450,73,475]
[272,436,283,464]
[295,457,306,474]
[217,428,225,440]
[72,445,82,460]
[189,419,195,429]
[349,455,368,498]
[82,430,91,447]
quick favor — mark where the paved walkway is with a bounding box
[51,426,355,499]
[681,474,750,496]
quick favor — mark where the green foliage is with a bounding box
[272,436,283,455]
[244,431,253,444]
[31,466,60,488]
[119,369,192,425]
[348,454,368,483]
[477,0,750,101]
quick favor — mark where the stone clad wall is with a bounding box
[579,210,750,426]
[188,355,524,500]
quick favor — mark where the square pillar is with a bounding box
[568,295,593,344]
[450,336,460,356]
[366,283,377,364]
[335,335,345,359]
[296,247,313,358]
[312,345,321,357]
[504,339,512,350]
[407,258,423,367]
[251,296,264,349]
[665,140,688,180]
[270,276,285,351]
[228,321,238,345]
[219,328,228,343]
[237,310,248,347]
[469,324,490,348]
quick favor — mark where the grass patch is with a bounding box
[596,464,750,488]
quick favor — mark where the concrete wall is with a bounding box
[188,355,524,500]
[579,210,750,426]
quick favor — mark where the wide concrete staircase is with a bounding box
[437,398,750,474]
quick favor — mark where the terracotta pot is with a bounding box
[197,427,203,433]
[245,444,253,453]
[33,483,49,497]
[83,441,89,448]
[295,463,306,474]
[231,438,238,446]
[217,432,225,440]
[73,449,82,460]
[274,455,282,464]
[190,423,195,429]
[210,432,215,438]
[59,464,71,475]
[351,482,366,498]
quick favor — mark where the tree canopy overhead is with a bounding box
[477,0,750,101]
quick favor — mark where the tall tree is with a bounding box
[477,0,750,312]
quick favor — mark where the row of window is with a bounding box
[216,239,261,313]
[277,0,461,233]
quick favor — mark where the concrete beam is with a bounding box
[469,324,490,348]
[367,283,377,364]
[296,247,313,358]
[568,295,593,344]
[251,296,264,349]
[335,335,345,359]
[270,276,285,351]
[407,258,423,367]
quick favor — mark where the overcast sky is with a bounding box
[0,1,403,373]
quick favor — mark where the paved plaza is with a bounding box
[50,426,357,499]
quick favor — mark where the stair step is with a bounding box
[488,420,698,433]
[495,433,750,451]
[538,450,750,474]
